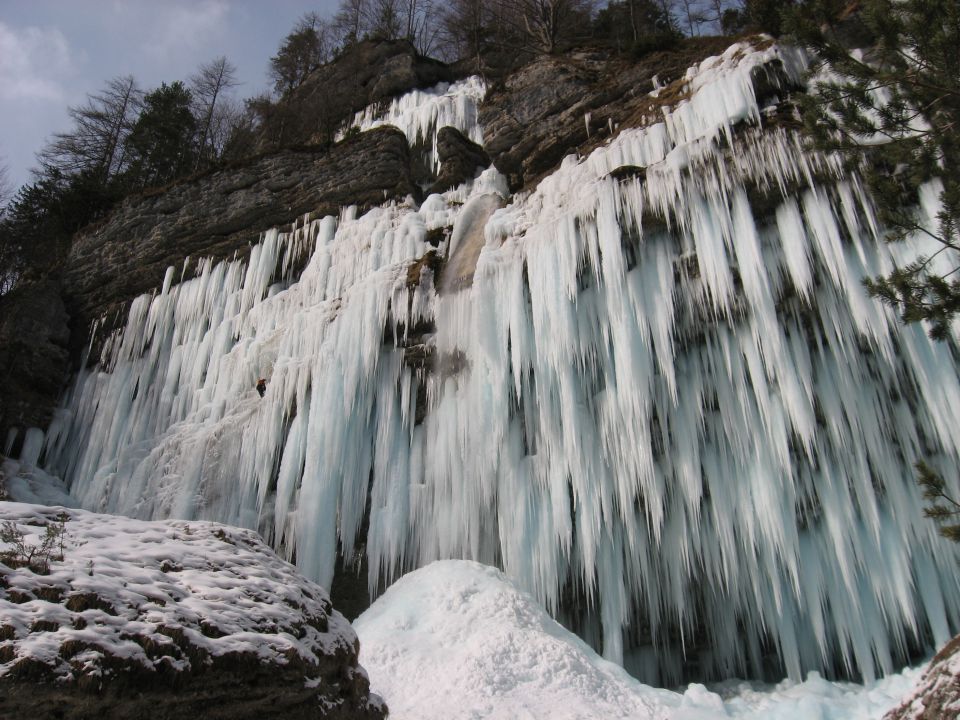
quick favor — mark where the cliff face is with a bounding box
[63,127,415,361]
[0,281,70,441]
[1,128,415,442]
[479,36,793,190]
[256,39,455,150]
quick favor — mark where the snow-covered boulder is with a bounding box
[0,502,386,720]
[885,634,960,720]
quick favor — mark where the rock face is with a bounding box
[0,503,387,720]
[0,280,70,445]
[884,635,960,720]
[258,39,455,149]
[63,127,415,362]
[429,127,491,195]
[478,36,789,190]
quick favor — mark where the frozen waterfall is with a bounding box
[36,41,960,686]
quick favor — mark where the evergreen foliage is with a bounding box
[744,0,794,35]
[917,460,960,543]
[269,13,331,94]
[125,82,198,189]
[593,0,679,54]
[791,0,960,542]
[0,169,120,292]
[791,0,960,341]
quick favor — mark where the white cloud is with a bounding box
[0,22,75,102]
[109,0,231,63]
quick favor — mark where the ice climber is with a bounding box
[256,378,267,397]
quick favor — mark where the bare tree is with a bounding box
[0,160,11,210]
[333,0,370,46]
[438,0,593,61]
[655,0,679,33]
[37,76,142,183]
[190,56,240,169]
[203,96,247,164]
[367,0,404,38]
[676,0,708,35]
[400,0,441,54]
[498,0,596,54]
[439,0,491,62]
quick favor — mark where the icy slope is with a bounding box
[354,560,920,720]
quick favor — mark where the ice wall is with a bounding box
[41,43,960,686]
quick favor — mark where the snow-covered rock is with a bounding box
[884,634,960,720]
[0,502,386,720]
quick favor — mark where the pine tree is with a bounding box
[792,0,960,542]
[125,82,197,189]
[269,13,331,95]
[792,0,960,340]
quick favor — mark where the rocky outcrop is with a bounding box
[429,127,491,195]
[0,279,70,445]
[63,127,415,362]
[884,634,960,720]
[0,503,387,720]
[259,39,455,149]
[478,36,791,190]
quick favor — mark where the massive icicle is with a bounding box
[38,42,960,686]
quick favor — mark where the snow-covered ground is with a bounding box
[355,560,923,720]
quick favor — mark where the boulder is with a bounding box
[884,634,960,720]
[0,503,387,720]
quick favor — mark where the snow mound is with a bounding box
[355,559,675,719]
[355,560,922,720]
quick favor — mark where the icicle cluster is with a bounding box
[40,42,960,685]
[340,76,486,172]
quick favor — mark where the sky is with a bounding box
[0,0,345,192]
